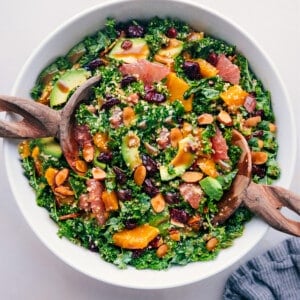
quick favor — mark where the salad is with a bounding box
[19,17,280,270]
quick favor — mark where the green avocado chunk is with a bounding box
[49,69,90,107]
[37,137,62,158]
[67,42,87,64]
[108,38,150,63]
[200,176,223,201]
[121,131,142,171]
[160,135,196,181]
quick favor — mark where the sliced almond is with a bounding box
[92,167,107,180]
[156,243,168,258]
[181,171,203,183]
[150,193,166,213]
[169,229,181,241]
[206,237,218,252]
[75,159,88,173]
[217,110,233,126]
[54,185,75,196]
[244,116,261,127]
[133,165,147,186]
[197,113,214,125]
[54,168,69,186]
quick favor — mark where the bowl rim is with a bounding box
[4,0,297,289]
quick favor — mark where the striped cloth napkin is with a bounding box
[223,238,300,299]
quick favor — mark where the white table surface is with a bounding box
[0,0,299,299]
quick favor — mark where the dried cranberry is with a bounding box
[88,241,99,252]
[166,27,177,38]
[143,178,159,197]
[252,130,264,138]
[86,58,105,70]
[97,152,113,163]
[112,166,127,185]
[207,52,218,66]
[170,208,189,224]
[141,154,158,175]
[144,91,166,103]
[148,235,161,249]
[124,219,137,229]
[182,61,201,80]
[121,75,137,88]
[121,39,133,50]
[117,189,132,201]
[251,109,265,119]
[126,24,144,38]
[252,164,267,178]
[164,192,181,204]
[101,97,121,110]
[132,249,145,258]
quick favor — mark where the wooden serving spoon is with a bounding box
[212,129,300,237]
[1,84,299,236]
[0,75,101,173]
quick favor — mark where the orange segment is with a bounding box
[197,157,218,178]
[44,167,58,187]
[112,224,159,249]
[93,132,109,152]
[166,72,193,112]
[102,190,119,211]
[196,58,218,78]
[220,85,248,107]
[123,106,136,126]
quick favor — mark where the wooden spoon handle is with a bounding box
[0,95,60,138]
[242,182,300,236]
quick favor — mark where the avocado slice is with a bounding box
[200,176,223,201]
[108,38,150,63]
[156,38,183,59]
[36,137,62,158]
[67,42,87,64]
[121,131,142,171]
[49,69,91,107]
[160,135,196,181]
[38,63,59,85]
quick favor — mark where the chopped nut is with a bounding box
[54,185,75,196]
[54,168,69,186]
[187,215,202,231]
[217,110,233,126]
[58,213,80,221]
[156,243,168,258]
[127,133,140,148]
[181,171,203,183]
[187,31,204,41]
[150,193,166,213]
[244,116,261,127]
[197,113,214,125]
[83,144,94,162]
[92,167,107,180]
[206,237,218,252]
[169,229,180,241]
[134,165,147,186]
[75,159,88,173]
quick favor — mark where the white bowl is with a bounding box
[4,0,296,289]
